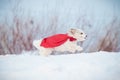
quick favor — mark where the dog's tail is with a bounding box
[33,40,42,50]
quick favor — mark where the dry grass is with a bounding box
[0,16,58,55]
[97,18,120,52]
[88,18,120,52]
[0,16,120,55]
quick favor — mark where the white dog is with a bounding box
[33,28,87,56]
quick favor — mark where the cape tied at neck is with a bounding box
[40,34,77,48]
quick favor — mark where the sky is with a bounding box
[0,0,120,22]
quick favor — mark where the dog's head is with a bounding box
[67,28,87,41]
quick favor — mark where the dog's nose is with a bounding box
[85,35,87,39]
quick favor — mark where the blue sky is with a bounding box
[0,0,120,31]
[0,0,120,28]
[0,0,120,34]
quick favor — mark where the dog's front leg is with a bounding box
[76,46,83,52]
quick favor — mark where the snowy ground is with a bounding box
[0,51,120,80]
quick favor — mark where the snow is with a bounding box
[0,51,120,80]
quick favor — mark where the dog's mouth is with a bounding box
[84,35,87,39]
[80,38,86,41]
[84,37,87,40]
[83,38,86,41]
[82,36,87,41]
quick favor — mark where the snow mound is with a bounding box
[0,51,120,80]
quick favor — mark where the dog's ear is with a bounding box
[69,28,76,35]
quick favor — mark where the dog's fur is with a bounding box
[33,28,87,56]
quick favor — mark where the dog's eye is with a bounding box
[80,33,83,35]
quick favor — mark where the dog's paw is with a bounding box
[76,46,83,51]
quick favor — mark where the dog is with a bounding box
[33,28,87,56]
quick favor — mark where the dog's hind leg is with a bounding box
[39,47,53,56]
[33,40,52,56]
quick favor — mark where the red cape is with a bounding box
[40,34,76,48]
